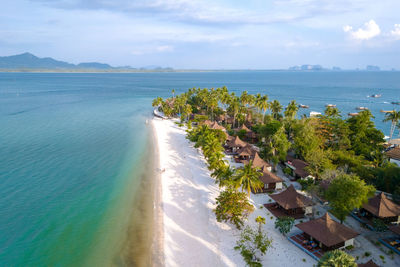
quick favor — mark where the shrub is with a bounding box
[274,216,295,236]
[345,245,354,250]
[214,189,254,229]
[364,251,371,257]
[235,226,273,267]
[372,218,388,232]
[318,250,356,267]
[283,167,292,176]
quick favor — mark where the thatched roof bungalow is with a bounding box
[269,185,313,218]
[296,213,359,251]
[361,192,400,224]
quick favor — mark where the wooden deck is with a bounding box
[289,233,325,260]
[264,203,305,219]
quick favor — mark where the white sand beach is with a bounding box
[152,118,315,267]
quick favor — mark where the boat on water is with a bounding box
[325,104,336,108]
[299,104,309,108]
[348,112,359,116]
[356,107,369,110]
[380,110,395,113]
[392,101,400,105]
[369,94,382,98]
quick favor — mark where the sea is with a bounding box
[0,71,399,266]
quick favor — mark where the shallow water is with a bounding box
[0,71,398,266]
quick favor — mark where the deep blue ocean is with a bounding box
[0,71,399,266]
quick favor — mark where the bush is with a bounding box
[235,226,273,267]
[345,245,354,250]
[214,189,254,229]
[372,218,388,232]
[364,251,371,257]
[318,250,356,267]
[283,167,292,176]
[274,216,295,236]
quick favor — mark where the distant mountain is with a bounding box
[0,52,76,69]
[77,62,113,69]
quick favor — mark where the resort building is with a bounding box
[386,147,400,167]
[379,224,400,255]
[234,144,256,162]
[266,185,313,218]
[285,155,313,180]
[242,152,272,172]
[361,192,400,224]
[295,213,359,251]
[236,124,258,143]
[225,136,247,153]
[259,169,283,192]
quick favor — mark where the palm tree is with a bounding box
[172,89,175,98]
[255,94,268,123]
[255,216,266,233]
[233,162,263,197]
[383,110,400,140]
[317,250,356,267]
[211,165,235,188]
[284,100,299,119]
[270,100,282,120]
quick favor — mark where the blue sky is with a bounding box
[1,0,400,69]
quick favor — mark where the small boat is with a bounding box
[392,102,400,105]
[380,110,395,113]
[325,104,336,108]
[348,112,359,116]
[369,94,381,98]
[356,107,369,110]
[299,104,309,108]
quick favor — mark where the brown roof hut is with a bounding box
[386,147,400,167]
[362,192,400,223]
[237,124,251,133]
[226,136,247,153]
[269,185,313,218]
[285,155,312,180]
[235,144,256,161]
[296,213,359,251]
[252,152,271,170]
[209,121,226,132]
[358,260,379,267]
[259,169,283,192]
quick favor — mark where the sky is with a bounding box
[1,0,400,69]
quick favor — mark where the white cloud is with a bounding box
[343,20,381,40]
[156,45,174,52]
[391,24,400,40]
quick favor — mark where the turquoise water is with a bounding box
[0,72,399,266]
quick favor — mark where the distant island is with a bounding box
[288,64,386,71]
[0,52,173,72]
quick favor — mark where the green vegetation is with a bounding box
[235,226,273,267]
[274,216,295,236]
[214,189,254,229]
[325,173,375,223]
[317,250,357,267]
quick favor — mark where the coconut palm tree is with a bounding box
[233,162,263,197]
[383,110,400,140]
[172,89,175,98]
[270,100,282,120]
[317,250,356,267]
[255,216,266,233]
[211,165,235,188]
[255,94,268,123]
[284,100,299,119]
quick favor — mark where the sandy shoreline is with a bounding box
[152,117,315,267]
